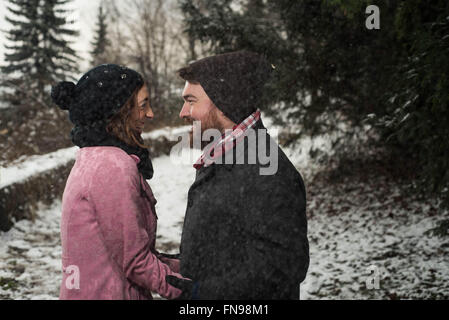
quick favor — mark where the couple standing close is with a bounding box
[53,51,309,300]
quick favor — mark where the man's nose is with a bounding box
[179,103,190,119]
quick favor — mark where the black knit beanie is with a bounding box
[178,51,273,124]
[51,64,154,179]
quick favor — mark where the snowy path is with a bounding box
[300,175,449,299]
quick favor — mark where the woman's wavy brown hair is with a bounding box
[106,84,149,149]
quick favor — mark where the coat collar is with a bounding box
[191,163,216,190]
[71,124,154,179]
[189,118,267,190]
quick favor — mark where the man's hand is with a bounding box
[166,275,200,300]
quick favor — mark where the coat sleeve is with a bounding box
[156,254,180,274]
[198,172,309,299]
[89,155,183,299]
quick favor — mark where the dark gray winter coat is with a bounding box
[179,119,309,299]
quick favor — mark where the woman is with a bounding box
[51,64,184,300]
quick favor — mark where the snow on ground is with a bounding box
[148,151,201,252]
[1,125,448,299]
[142,125,191,141]
[301,175,449,299]
[0,201,62,300]
[0,146,79,189]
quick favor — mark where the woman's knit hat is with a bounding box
[178,51,273,124]
[51,64,154,179]
[51,64,144,125]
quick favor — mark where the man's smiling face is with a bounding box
[179,81,216,124]
[179,81,225,148]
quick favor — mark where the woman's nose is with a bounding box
[179,103,190,119]
[145,108,154,119]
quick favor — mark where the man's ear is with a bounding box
[216,107,236,128]
[216,107,225,118]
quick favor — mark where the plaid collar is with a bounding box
[193,110,261,170]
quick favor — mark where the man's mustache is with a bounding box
[183,117,194,125]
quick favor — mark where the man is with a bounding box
[166,51,309,299]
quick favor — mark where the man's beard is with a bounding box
[187,109,224,150]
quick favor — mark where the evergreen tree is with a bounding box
[382,0,449,200]
[179,0,401,134]
[1,0,79,106]
[90,3,110,66]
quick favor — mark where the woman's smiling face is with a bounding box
[131,85,153,133]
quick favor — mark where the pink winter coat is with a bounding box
[59,146,183,300]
